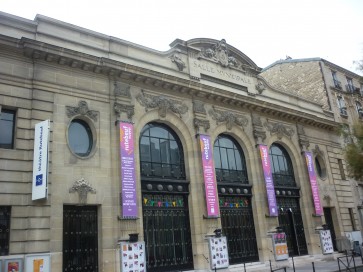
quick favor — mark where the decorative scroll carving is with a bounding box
[114,82,131,98]
[136,90,188,118]
[114,102,135,120]
[193,100,206,114]
[69,177,96,204]
[264,122,294,139]
[194,118,210,133]
[170,50,186,71]
[209,107,248,130]
[256,80,266,94]
[66,101,98,122]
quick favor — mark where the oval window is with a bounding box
[68,119,93,157]
[315,155,327,179]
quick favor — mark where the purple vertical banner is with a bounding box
[304,151,323,216]
[199,134,219,217]
[120,122,138,218]
[259,144,278,217]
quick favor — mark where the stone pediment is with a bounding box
[171,38,261,74]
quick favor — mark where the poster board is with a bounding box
[120,241,146,272]
[4,259,23,272]
[24,254,50,272]
[272,233,289,261]
[320,230,334,254]
[208,236,229,270]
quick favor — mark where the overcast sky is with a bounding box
[2,0,363,74]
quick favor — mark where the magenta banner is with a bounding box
[199,134,219,217]
[259,145,278,217]
[120,122,137,218]
[304,151,323,216]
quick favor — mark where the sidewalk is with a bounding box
[285,257,363,271]
[273,255,363,272]
[229,254,363,272]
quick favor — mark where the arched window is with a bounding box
[139,123,185,179]
[269,143,296,187]
[213,134,248,183]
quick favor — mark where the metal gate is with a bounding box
[0,206,11,256]
[63,206,98,272]
[277,197,308,256]
[142,193,193,272]
[323,207,338,251]
[220,196,259,264]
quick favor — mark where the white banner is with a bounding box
[32,120,50,200]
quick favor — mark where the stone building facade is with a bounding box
[0,11,358,272]
[261,58,363,239]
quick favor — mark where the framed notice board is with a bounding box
[208,236,229,270]
[120,242,146,272]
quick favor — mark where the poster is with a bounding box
[120,241,146,272]
[119,122,138,218]
[304,152,323,216]
[25,254,50,272]
[5,259,22,272]
[199,134,219,217]
[320,230,334,254]
[272,233,289,261]
[208,236,229,269]
[259,145,278,216]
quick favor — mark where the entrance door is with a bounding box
[142,194,193,272]
[63,206,98,272]
[323,207,338,251]
[277,197,308,256]
[220,196,258,264]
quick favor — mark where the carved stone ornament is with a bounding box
[194,118,210,133]
[193,100,206,114]
[66,101,98,122]
[209,107,248,130]
[299,138,310,151]
[136,90,188,118]
[251,113,263,127]
[114,82,131,98]
[170,50,186,71]
[69,177,96,204]
[264,122,295,139]
[200,39,240,69]
[297,124,305,135]
[255,80,266,94]
[253,129,267,143]
[313,145,324,157]
[114,102,135,120]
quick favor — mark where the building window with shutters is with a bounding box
[356,101,363,118]
[331,71,342,90]
[337,96,347,116]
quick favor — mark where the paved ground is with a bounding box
[229,254,363,272]
[274,255,363,272]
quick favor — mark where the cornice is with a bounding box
[13,38,338,131]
